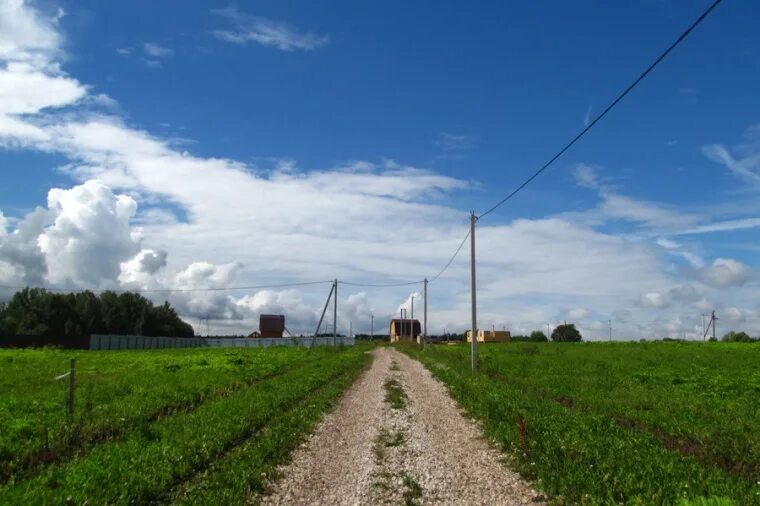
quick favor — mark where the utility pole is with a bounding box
[370,313,374,340]
[547,323,550,339]
[470,211,478,372]
[712,310,717,341]
[411,295,415,343]
[333,279,338,344]
[609,320,612,342]
[702,313,706,341]
[349,321,352,339]
[423,278,428,348]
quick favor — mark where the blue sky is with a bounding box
[0,0,758,338]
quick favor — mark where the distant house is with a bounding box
[255,314,285,338]
[466,329,511,343]
[389,319,421,343]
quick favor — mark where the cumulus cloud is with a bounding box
[37,181,140,287]
[211,7,329,51]
[0,207,49,286]
[696,258,752,288]
[119,248,167,285]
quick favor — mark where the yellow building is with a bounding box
[465,329,511,343]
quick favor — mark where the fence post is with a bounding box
[67,358,76,424]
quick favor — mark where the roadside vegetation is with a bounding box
[399,341,759,505]
[0,345,370,503]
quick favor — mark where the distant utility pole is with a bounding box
[547,323,550,338]
[411,295,415,343]
[609,320,612,342]
[349,321,352,339]
[370,313,374,340]
[470,211,478,372]
[423,278,428,348]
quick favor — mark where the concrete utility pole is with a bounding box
[370,313,374,340]
[423,278,428,348]
[349,321,352,339]
[470,211,478,372]
[609,320,612,342]
[712,310,717,341]
[702,313,706,341]
[333,279,338,344]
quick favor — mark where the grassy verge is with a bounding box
[398,342,759,505]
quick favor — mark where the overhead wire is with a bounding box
[0,280,334,294]
[338,280,423,288]
[478,0,723,220]
[428,228,471,283]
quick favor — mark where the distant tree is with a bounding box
[529,330,548,342]
[722,331,753,343]
[551,323,582,342]
[0,288,193,339]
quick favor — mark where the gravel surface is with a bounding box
[261,347,543,505]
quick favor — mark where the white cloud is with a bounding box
[143,42,173,58]
[37,180,141,287]
[566,307,589,321]
[211,7,329,51]
[119,248,167,285]
[702,144,760,188]
[0,0,61,66]
[0,209,6,236]
[696,258,753,288]
[116,47,130,56]
[638,292,669,309]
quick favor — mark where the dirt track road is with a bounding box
[262,347,543,505]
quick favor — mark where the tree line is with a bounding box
[0,288,194,339]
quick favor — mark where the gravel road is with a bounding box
[261,347,543,505]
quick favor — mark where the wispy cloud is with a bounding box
[116,47,130,56]
[583,104,592,126]
[436,132,474,152]
[143,42,173,58]
[210,7,329,51]
[702,125,760,188]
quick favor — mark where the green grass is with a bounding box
[384,377,408,410]
[399,341,759,505]
[0,344,371,503]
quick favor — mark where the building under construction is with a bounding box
[389,319,421,342]
[248,314,286,338]
[466,329,511,343]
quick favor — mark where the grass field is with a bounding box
[0,344,370,504]
[399,341,760,505]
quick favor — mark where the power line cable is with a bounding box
[478,0,723,220]
[0,280,334,294]
[428,228,471,283]
[339,280,423,288]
